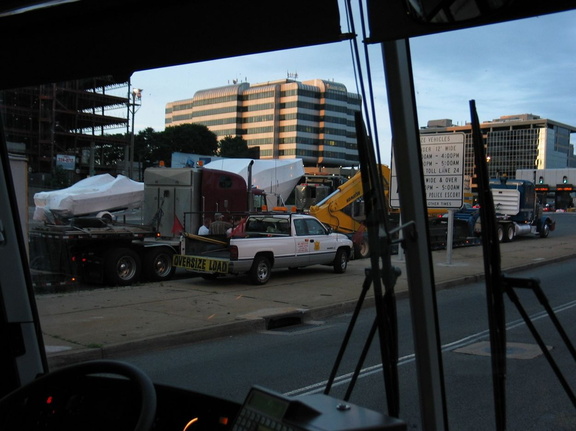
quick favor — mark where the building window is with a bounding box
[245,103,275,112]
[244,114,274,123]
[172,102,194,111]
[246,126,274,134]
[194,94,241,106]
[193,106,239,117]
[173,113,194,122]
[244,90,275,100]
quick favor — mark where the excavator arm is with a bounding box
[309,164,391,235]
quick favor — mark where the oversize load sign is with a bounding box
[390,133,465,209]
[173,254,229,273]
[421,134,465,208]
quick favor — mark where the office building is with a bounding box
[421,114,576,179]
[165,79,362,167]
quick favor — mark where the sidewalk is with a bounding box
[38,234,576,368]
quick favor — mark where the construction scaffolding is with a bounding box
[0,76,129,185]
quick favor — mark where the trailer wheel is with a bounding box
[504,224,515,242]
[144,248,176,281]
[333,248,349,274]
[105,247,141,286]
[497,225,504,242]
[540,222,550,238]
[249,255,271,285]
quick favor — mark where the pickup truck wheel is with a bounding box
[540,222,550,238]
[333,248,348,274]
[144,248,176,281]
[105,248,141,286]
[250,255,271,285]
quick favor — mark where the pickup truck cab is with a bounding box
[174,213,353,284]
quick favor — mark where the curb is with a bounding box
[48,318,267,369]
[47,252,576,369]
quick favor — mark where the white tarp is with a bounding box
[204,159,304,208]
[33,174,144,221]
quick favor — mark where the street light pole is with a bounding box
[128,86,142,179]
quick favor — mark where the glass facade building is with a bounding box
[165,79,362,167]
[421,114,576,179]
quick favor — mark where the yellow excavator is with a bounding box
[309,164,394,258]
[308,164,470,257]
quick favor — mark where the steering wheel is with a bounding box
[0,359,157,431]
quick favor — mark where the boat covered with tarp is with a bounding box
[33,174,144,222]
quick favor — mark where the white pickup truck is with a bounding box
[173,213,353,284]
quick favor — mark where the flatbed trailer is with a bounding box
[30,218,180,288]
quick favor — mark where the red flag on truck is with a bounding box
[171,215,184,234]
[229,217,247,237]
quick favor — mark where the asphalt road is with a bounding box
[39,213,576,367]
[33,212,576,430]
[120,261,576,430]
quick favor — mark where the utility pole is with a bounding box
[128,85,142,179]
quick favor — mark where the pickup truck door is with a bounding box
[240,217,302,269]
[293,218,337,265]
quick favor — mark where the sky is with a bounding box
[131,7,576,166]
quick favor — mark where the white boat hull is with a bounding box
[34,174,144,221]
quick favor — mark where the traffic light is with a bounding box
[563,176,568,184]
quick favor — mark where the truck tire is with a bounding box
[105,247,141,286]
[143,247,176,282]
[354,238,370,259]
[540,222,550,238]
[504,224,515,242]
[249,255,271,285]
[497,225,504,242]
[333,248,348,274]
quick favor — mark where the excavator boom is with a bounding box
[309,164,391,236]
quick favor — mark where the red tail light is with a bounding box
[229,245,238,260]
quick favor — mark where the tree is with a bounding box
[93,133,127,168]
[152,124,218,166]
[51,165,72,189]
[134,127,160,170]
[218,135,251,158]
[94,124,219,172]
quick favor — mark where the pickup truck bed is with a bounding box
[174,213,353,284]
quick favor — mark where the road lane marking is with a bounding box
[284,299,576,397]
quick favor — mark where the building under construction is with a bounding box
[1,76,129,186]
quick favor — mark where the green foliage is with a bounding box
[51,165,72,188]
[134,127,159,170]
[99,143,126,166]
[94,124,219,169]
[218,135,251,158]
[153,124,218,166]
